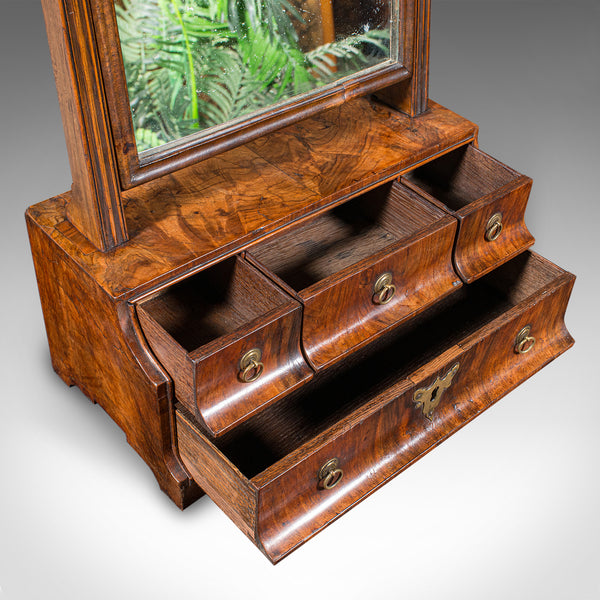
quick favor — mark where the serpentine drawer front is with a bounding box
[246,179,461,370]
[175,251,574,563]
[137,256,313,436]
[402,145,535,283]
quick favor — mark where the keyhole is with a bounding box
[430,386,439,401]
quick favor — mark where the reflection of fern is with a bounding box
[116,0,390,150]
[307,30,390,79]
[196,48,272,126]
[135,127,168,150]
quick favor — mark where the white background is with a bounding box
[1,1,598,598]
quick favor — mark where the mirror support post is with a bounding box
[375,0,430,117]
[41,0,128,252]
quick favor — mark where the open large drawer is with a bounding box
[176,251,574,563]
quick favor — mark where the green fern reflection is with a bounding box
[115,0,390,151]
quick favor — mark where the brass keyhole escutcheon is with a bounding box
[373,272,396,305]
[238,348,264,383]
[515,325,536,355]
[318,458,344,490]
[485,212,503,242]
[413,363,460,420]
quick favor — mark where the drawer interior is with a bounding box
[206,252,563,480]
[404,144,519,210]
[138,255,293,353]
[248,180,445,292]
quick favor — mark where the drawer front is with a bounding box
[300,219,461,369]
[137,255,314,437]
[405,275,574,444]
[175,253,574,563]
[453,177,534,283]
[254,271,574,562]
[402,146,535,283]
[194,305,313,435]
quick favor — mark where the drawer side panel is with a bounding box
[176,408,257,541]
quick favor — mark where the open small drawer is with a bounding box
[176,251,574,563]
[246,180,462,370]
[402,145,535,283]
[137,256,313,436]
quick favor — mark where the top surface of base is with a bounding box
[26,99,477,300]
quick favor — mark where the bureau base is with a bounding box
[25,99,574,561]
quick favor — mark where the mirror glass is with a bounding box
[115,0,395,153]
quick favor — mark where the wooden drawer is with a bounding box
[246,180,461,370]
[402,144,535,283]
[137,256,313,436]
[176,251,574,563]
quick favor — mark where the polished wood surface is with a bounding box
[40,0,433,249]
[38,0,436,251]
[25,92,574,561]
[247,181,462,369]
[26,98,478,300]
[41,0,127,250]
[138,256,313,436]
[402,144,534,282]
[25,97,479,513]
[26,214,201,508]
[27,0,576,565]
[375,0,431,116]
[176,251,574,562]
[244,98,474,200]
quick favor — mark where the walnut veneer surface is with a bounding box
[24,0,577,568]
[177,252,574,562]
[27,99,477,300]
[27,95,574,563]
[26,98,477,508]
[402,145,534,282]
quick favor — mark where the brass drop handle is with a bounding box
[373,272,396,305]
[485,212,503,242]
[238,348,264,383]
[318,458,344,490]
[515,325,536,355]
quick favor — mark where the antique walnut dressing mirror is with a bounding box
[27,0,574,562]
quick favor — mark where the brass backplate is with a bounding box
[373,272,396,305]
[514,325,536,354]
[317,458,343,490]
[485,212,503,242]
[413,363,460,420]
[238,348,264,383]
[239,348,262,369]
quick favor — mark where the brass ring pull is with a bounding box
[373,272,396,305]
[318,458,344,490]
[238,348,264,383]
[485,212,503,242]
[515,325,536,355]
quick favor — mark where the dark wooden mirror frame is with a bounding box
[41,0,430,251]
